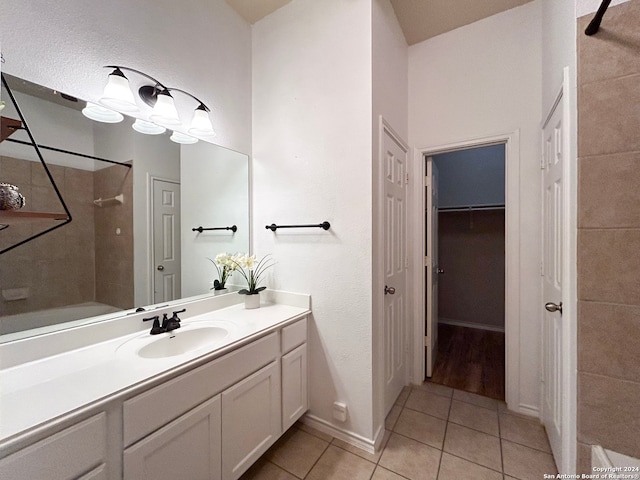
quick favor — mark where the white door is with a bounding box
[152,179,181,303]
[425,158,439,377]
[382,126,408,414]
[542,93,564,466]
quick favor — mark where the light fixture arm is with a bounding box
[103,66,210,111]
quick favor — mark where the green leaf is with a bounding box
[255,286,266,292]
[238,289,250,295]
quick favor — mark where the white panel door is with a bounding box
[425,158,439,377]
[382,127,408,414]
[542,93,564,467]
[153,179,181,303]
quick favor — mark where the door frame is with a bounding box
[410,131,521,410]
[149,175,181,303]
[540,67,577,474]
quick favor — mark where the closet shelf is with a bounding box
[1,116,22,143]
[0,210,69,225]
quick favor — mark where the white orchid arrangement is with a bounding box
[231,253,274,295]
[207,253,237,290]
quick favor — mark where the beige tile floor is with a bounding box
[241,383,558,480]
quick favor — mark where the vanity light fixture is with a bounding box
[97,65,215,136]
[132,118,166,135]
[82,102,124,123]
[170,130,198,144]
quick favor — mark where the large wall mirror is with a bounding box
[0,73,250,342]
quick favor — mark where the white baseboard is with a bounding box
[439,317,505,333]
[301,414,377,454]
[517,403,540,419]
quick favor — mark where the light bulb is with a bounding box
[99,68,138,113]
[170,131,198,144]
[132,119,166,135]
[82,102,124,123]
[188,105,215,136]
[149,91,180,126]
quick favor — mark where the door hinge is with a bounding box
[405,173,409,185]
[540,155,546,170]
[405,256,409,269]
[539,261,544,276]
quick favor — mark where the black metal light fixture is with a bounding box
[85,65,216,144]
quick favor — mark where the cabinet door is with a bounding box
[77,464,107,480]
[282,343,308,431]
[124,395,221,480]
[221,361,281,480]
[0,413,106,480]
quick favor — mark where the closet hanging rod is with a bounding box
[585,0,611,35]
[266,221,331,232]
[192,225,237,233]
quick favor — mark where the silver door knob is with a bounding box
[384,285,396,295]
[545,302,562,314]
[157,265,165,271]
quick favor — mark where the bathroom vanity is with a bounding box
[0,291,310,480]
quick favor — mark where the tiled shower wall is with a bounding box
[0,157,95,315]
[576,0,640,471]
[94,163,134,309]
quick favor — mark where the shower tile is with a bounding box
[578,229,640,305]
[578,152,640,229]
[579,301,640,383]
[578,74,640,157]
[579,372,640,458]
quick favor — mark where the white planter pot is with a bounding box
[244,293,260,309]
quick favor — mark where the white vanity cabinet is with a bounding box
[122,317,308,480]
[0,413,107,480]
[0,304,309,480]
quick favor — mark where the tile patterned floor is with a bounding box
[241,383,558,480]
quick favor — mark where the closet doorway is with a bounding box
[426,143,506,400]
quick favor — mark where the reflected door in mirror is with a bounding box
[153,179,181,303]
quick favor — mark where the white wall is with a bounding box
[181,143,250,297]
[252,0,376,442]
[371,0,409,441]
[0,0,252,155]
[408,1,543,413]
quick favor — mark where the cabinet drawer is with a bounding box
[0,413,106,480]
[124,332,279,447]
[281,318,307,353]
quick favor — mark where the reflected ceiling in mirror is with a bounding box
[0,74,250,343]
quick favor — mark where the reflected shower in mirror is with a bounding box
[0,74,249,341]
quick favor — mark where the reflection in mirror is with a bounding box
[0,74,249,342]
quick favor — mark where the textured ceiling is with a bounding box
[226,0,535,45]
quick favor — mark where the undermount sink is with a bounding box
[136,326,229,359]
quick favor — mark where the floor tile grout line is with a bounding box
[300,439,332,480]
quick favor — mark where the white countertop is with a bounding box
[0,296,309,448]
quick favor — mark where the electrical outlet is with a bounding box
[332,401,348,422]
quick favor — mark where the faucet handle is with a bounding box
[150,318,165,335]
[171,308,186,320]
[143,315,159,322]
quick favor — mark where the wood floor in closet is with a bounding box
[428,324,505,401]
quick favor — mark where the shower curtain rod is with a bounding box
[585,0,612,35]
